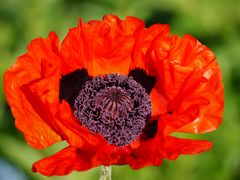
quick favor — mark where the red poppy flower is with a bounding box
[4,15,224,176]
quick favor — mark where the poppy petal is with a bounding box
[150,35,223,134]
[61,15,145,76]
[130,112,212,168]
[32,146,100,176]
[92,142,162,170]
[130,23,170,72]
[130,135,212,168]
[128,138,163,169]
[150,87,168,118]
[160,136,213,160]
[4,32,62,149]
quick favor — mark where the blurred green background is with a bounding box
[0,0,240,179]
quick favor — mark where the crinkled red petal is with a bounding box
[61,15,145,76]
[130,117,212,169]
[160,136,213,160]
[150,88,168,118]
[130,23,170,72]
[4,32,62,149]
[32,146,100,176]
[150,35,224,134]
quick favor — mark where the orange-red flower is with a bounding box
[4,15,224,176]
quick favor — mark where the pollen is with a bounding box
[74,74,151,146]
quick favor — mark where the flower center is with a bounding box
[74,74,151,146]
[95,86,134,119]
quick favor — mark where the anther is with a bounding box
[74,74,151,146]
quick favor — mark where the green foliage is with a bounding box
[0,0,240,179]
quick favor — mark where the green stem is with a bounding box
[99,166,112,180]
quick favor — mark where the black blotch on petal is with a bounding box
[59,68,92,108]
[140,120,158,140]
[128,68,156,94]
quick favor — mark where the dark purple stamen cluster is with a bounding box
[74,74,151,146]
